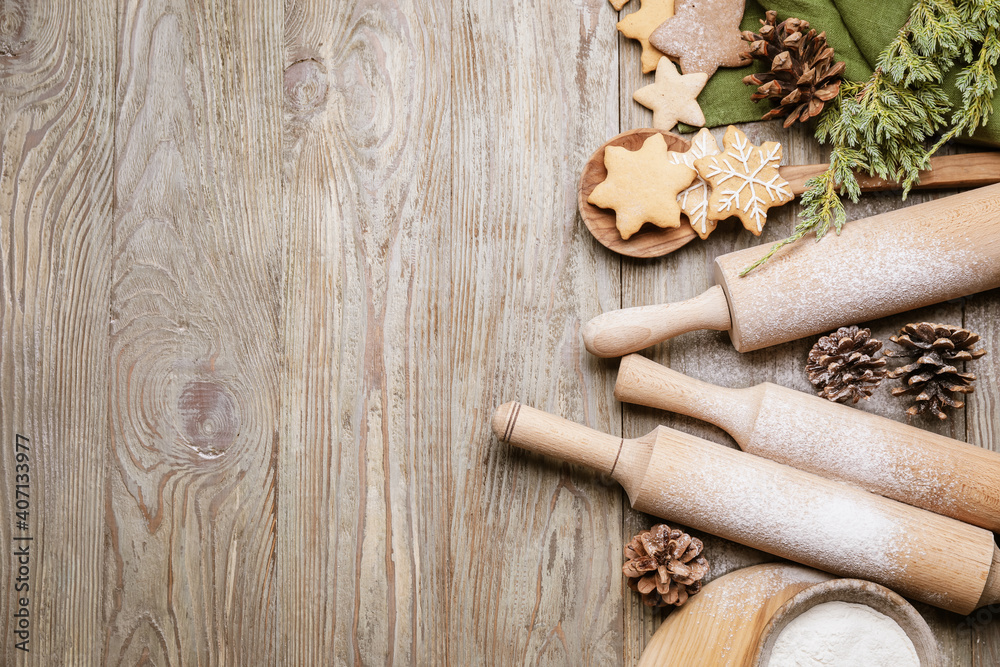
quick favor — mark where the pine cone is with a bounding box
[886,322,987,420]
[623,524,708,608]
[741,11,846,127]
[807,326,887,403]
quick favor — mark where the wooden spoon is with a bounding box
[580,128,1000,259]
[579,129,695,259]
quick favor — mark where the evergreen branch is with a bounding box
[740,170,846,276]
[742,0,979,275]
[930,19,1000,153]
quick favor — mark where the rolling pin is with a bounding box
[492,401,1000,614]
[614,354,1000,533]
[582,183,1000,357]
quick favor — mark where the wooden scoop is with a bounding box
[638,567,939,667]
[583,183,1000,357]
[580,128,1000,259]
[637,564,835,667]
[493,401,1000,615]
[615,353,1000,532]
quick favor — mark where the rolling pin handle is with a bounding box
[582,285,732,358]
[492,402,623,476]
[615,353,709,408]
[615,354,761,439]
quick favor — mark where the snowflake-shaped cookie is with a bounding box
[694,125,792,235]
[666,128,720,239]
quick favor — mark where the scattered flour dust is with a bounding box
[717,209,992,351]
[767,601,919,667]
[747,388,961,513]
[696,565,831,657]
[654,445,908,584]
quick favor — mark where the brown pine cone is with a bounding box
[623,524,709,608]
[741,11,846,127]
[886,322,987,420]
[806,326,887,403]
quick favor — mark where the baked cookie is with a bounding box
[665,128,721,239]
[694,125,792,235]
[633,57,707,132]
[649,0,752,78]
[617,0,675,73]
[588,133,697,240]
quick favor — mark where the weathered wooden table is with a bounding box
[1,0,996,663]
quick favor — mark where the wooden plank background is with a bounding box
[0,0,997,663]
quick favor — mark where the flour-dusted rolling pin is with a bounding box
[582,184,1000,357]
[614,354,1000,533]
[492,402,1000,614]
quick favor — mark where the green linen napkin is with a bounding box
[683,0,1000,147]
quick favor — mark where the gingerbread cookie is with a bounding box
[694,125,792,235]
[665,128,720,239]
[633,57,707,132]
[609,0,630,10]
[617,0,675,73]
[649,0,752,78]
[588,133,697,240]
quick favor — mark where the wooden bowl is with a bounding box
[578,128,699,258]
[752,578,940,667]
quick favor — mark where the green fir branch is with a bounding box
[742,0,987,275]
[930,6,1000,152]
[740,170,846,275]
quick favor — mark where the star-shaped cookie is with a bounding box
[665,128,721,239]
[588,133,697,240]
[649,0,752,78]
[633,57,707,131]
[617,0,675,73]
[694,125,792,235]
[609,0,630,10]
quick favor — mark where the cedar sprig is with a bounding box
[740,170,846,275]
[742,0,986,275]
[931,1,1000,151]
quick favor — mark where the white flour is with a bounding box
[767,601,919,667]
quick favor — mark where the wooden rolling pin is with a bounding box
[492,401,1000,614]
[615,354,1000,533]
[779,153,1000,195]
[582,183,1000,357]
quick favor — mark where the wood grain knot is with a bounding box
[284,59,328,114]
[177,380,240,459]
[0,0,27,55]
